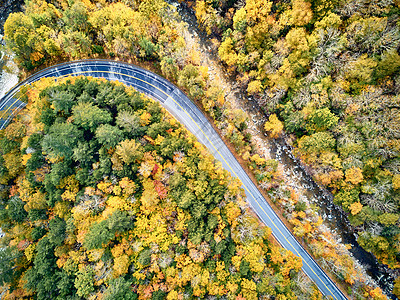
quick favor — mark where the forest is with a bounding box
[193,0,400,271]
[0,76,318,299]
[1,0,399,298]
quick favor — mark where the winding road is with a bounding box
[0,60,347,299]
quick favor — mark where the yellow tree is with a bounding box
[291,0,313,26]
[218,37,238,67]
[349,202,363,215]
[140,178,159,209]
[345,167,364,185]
[116,139,143,164]
[264,114,284,138]
[392,174,400,190]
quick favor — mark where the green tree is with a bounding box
[26,151,45,172]
[62,1,89,32]
[116,111,141,132]
[84,211,133,250]
[139,37,157,58]
[57,271,76,299]
[72,141,95,165]
[138,248,152,266]
[306,108,339,133]
[95,124,124,147]
[7,196,27,223]
[376,49,400,79]
[334,189,359,212]
[177,64,206,100]
[42,123,82,159]
[83,220,114,250]
[160,57,178,81]
[72,102,112,131]
[298,132,335,153]
[40,108,56,128]
[0,246,20,286]
[48,216,66,246]
[61,31,92,58]
[102,277,137,300]
[28,209,47,221]
[74,266,95,298]
[24,237,60,299]
[48,90,75,114]
[31,226,47,241]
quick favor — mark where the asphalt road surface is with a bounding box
[0,60,347,300]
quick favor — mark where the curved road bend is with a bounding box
[0,60,347,300]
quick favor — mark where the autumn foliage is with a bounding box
[190,0,400,277]
[3,0,399,296]
[0,77,313,299]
